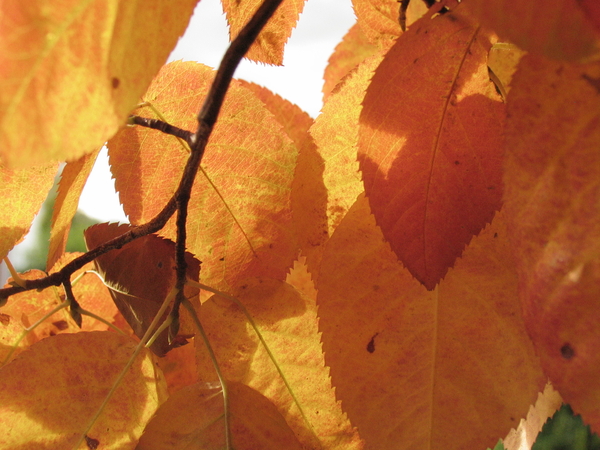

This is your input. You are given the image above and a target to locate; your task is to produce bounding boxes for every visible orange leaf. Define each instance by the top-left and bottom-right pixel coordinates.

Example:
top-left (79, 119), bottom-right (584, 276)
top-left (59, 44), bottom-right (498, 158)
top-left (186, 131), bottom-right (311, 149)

top-left (221, 0), bottom-right (306, 65)
top-left (47, 149), bottom-right (100, 270)
top-left (468, 0), bottom-right (600, 62)
top-left (84, 223), bottom-right (200, 357)
top-left (323, 23), bottom-right (378, 101)
top-left (0, 163), bottom-right (57, 260)
top-left (317, 194), bottom-right (544, 449)
top-left (0, 331), bottom-right (166, 449)
top-left (352, 0), bottom-right (402, 48)
top-left (0, 0), bottom-right (199, 167)
top-left (108, 61), bottom-right (298, 292)
top-left (358, 7), bottom-right (504, 289)
top-left (310, 53), bottom-right (383, 246)
top-left (240, 81), bottom-right (329, 275)
top-left (196, 277), bottom-right (363, 450)
top-left (503, 54), bottom-right (600, 430)
top-left (138, 381), bottom-right (304, 450)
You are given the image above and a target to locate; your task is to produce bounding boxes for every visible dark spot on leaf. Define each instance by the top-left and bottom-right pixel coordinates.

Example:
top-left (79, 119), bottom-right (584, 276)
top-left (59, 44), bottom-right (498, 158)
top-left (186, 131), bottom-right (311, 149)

top-left (0, 313), bottom-right (10, 326)
top-left (367, 333), bottom-right (379, 353)
top-left (219, 257), bottom-right (225, 261)
top-left (111, 77), bottom-right (120, 89)
top-left (157, 261), bottom-right (163, 269)
top-left (582, 74), bottom-right (600, 94)
top-left (454, 160), bottom-right (460, 165)
top-left (85, 435), bottom-right (100, 450)
top-left (52, 320), bottom-right (68, 331)
top-left (372, 285), bottom-right (380, 291)
top-left (493, 232), bottom-right (498, 238)
top-left (561, 343), bottom-right (575, 360)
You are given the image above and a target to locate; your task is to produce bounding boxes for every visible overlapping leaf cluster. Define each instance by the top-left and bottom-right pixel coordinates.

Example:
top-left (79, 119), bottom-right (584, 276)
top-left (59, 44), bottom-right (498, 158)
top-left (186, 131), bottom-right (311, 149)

top-left (0, 0), bottom-right (599, 449)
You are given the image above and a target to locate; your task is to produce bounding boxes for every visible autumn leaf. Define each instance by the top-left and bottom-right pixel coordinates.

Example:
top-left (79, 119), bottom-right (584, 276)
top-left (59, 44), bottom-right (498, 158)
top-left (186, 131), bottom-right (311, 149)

top-left (221, 0), bottom-right (306, 65)
top-left (0, 255), bottom-right (118, 364)
top-left (47, 148), bottom-right (100, 270)
top-left (238, 81), bottom-right (328, 275)
top-left (84, 223), bottom-right (200, 357)
top-left (196, 277), bottom-right (363, 450)
top-left (503, 54), bottom-right (600, 429)
top-left (468, 0), bottom-right (600, 62)
top-left (0, 163), bottom-right (57, 260)
top-left (317, 194), bottom-right (544, 450)
top-left (138, 381), bottom-right (304, 450)
top-left (322, 24), bottom-right (378, 101)
top-left (352, 0), bottom-right (402, 48)
top-left (358, 6), bottom-right (505, 289)
top-left (0, 0), bottom-right (199, 168)
top-left (0, 331), bottom-right (166, 450)
top-left (309, 53), bottom-right (383, 253)
top-left (109, 61), bottom-right (298, 292)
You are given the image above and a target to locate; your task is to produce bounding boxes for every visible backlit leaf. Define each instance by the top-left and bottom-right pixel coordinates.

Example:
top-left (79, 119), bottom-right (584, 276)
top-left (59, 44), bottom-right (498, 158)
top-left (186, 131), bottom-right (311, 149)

top-left (317, 194), bottom-right (544, 449)
top-left (196, 277), bottom-right (363, 450)
top-left (238, 81), bottom-right (328, 274)
top-left (47, 149), bottom-right (100, 270)
top-left (0, 0), bottom-right (199, 167)
top-left (468, 0), bottom-right (600, 62)
top-left (84, 223), bottom-right (200, 357)
top-left (0, 331), bottom-right (166, 449)
top-left (138, 381), bottom-right (304, 450)
top-left (503, 54), bottom-right (600, 430)
top-left (322, 24), bottom-right (378, 101)
top-left (109, 61), bottom-right (298, 292)
top-left (0, 163), bottom-right (57, 260)
top-left (352, 0), bottom-right (402, 48)
top-left (359, 7), bottom-right (504, 289)
top-left (221, 0), bottom-right (306, 65)
top-left (310, 53), bottom-right (383, 246)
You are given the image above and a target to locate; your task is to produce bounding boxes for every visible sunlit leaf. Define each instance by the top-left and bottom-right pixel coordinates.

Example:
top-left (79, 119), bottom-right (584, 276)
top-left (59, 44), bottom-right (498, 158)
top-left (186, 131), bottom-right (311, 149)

top-left (221, 0), bottom-right (306, 65)
top-left (352, 0), bottom-right (402, 48)
top-left (0, 0), bottom-right (199, 167)
top-left (322, 24), bottom-right (378, 101)
top-left (317, 194), bottom-right (544, 449)
top-left (238, 81), bottom-right (328, 275)
top-left (108, 61), bottom-right (298, 292)
top-left (47, 149), bottom-right (100, 270)
top-left (196, 277), bottom-right (363, 450)
top-left (503, 54), bottom-right (600, 430)
top-left (138, 381), bottom-right (304, 450)
top-left (309, 53), bottom-right (383, 253)
top-left (359, 6), bottom-right (504, 289)
top-left (84, 223), bottom-right (200, 357)
top-left (0, 331), bottom-right (166, 449)
top-left (469, 0), bottom-right (600, 62)
top-left (0, 163), bottom-right (57, 260)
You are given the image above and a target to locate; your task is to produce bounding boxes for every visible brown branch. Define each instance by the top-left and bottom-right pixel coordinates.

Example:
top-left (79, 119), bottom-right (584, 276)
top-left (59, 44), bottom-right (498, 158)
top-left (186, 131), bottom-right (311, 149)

top-left (0, 0), bottom-right (283, 306)
top-left (128, 116), bottom-right (194, 146)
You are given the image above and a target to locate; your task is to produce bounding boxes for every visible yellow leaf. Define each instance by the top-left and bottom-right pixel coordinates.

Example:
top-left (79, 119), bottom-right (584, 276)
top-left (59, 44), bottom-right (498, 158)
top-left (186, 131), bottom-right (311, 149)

top-left (0, 331), bottom-right (166, 449)
top-left (221, 0), bottom-right (306, 65)
top-left (0, 0), bottom-right (198, 167)
top-left (138, 381), bottom-right (304, 450)
top-left (196, 277), bottom-right (363, 450)
top-left (0, 163), bottom-right (57, 260)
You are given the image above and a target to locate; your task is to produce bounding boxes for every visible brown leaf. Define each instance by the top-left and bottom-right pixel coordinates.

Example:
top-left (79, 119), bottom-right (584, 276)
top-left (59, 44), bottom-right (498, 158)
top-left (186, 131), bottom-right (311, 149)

top-left (84, 223), bottom-right (200, 357)
top-left (317, 194), bottom-right (544, 449)
top-left (138, 381), bottom-right (304, 450)
top-left (359, 7), bottom-right (504, 289)
top-left (503, 54), bottom-right (600, 430)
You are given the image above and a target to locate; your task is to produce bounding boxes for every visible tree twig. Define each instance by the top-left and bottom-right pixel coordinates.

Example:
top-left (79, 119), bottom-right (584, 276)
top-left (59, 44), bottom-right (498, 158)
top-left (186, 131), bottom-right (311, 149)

top-left (0, 0), bottom-right (284, 305)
